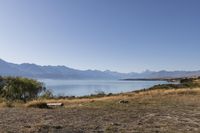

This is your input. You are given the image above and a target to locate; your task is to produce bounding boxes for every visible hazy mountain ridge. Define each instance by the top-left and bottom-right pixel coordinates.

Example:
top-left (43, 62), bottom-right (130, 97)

top-left (0, 59), bottom-right (200, 79)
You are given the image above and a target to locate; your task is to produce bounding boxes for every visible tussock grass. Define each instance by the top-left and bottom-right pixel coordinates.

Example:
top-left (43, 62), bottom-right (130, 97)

top-left (24, 88), bottom-right (200, 109)
top-left (1, 87), bottom-right (200, 108)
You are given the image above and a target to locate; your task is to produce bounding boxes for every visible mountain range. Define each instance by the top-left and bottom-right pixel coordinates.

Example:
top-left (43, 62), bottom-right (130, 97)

top-left (0, 58), bottom-right (200, 79)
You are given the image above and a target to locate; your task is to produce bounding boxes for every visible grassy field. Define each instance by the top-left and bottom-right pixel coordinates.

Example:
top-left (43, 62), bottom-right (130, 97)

top-left (1, 79), bottom-right (200, 132)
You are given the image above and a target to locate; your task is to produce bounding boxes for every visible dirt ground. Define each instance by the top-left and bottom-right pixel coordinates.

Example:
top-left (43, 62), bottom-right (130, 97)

top-left (1, 88), bottom-right (200, 133)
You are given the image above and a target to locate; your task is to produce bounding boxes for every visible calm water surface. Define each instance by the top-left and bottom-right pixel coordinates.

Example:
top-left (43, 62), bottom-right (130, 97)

top-left (39, 79), bottom-right (169, 97)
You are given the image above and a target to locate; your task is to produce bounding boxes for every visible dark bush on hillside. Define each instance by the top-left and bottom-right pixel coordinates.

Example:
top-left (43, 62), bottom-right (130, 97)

top-left (149, 78), bottom-right (200, 90)
top-left (149, 84), bottom-right (180, 90)
top-left (180, 78), bottom-right (193, 83)
top-left (0, 77), bottom-right (46, 102)
top-left (181, 82), bottom-right (200, 88)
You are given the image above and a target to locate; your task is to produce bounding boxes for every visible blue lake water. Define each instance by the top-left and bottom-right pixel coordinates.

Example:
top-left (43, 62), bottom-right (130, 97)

top-left (39, 79), bottom-right (169, 97)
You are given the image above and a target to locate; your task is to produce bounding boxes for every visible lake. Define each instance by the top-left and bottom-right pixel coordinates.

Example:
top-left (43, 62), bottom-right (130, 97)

top-left (39, 79), bottom-right (170, 97)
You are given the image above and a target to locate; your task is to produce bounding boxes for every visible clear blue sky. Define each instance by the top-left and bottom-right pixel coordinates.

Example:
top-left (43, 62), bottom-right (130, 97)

top-left (0, 0), bottom-right (200, 72)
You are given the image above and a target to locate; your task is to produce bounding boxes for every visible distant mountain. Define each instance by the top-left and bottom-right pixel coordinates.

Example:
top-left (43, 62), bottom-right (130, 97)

top-left (0, 59), bottom-right (122, 79)
top-left (0, 58), bottom-right (200, 79)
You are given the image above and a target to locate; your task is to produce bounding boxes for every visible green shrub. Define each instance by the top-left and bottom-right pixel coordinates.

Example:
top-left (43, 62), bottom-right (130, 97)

top-left (0, 77), bottom-right (46, 102)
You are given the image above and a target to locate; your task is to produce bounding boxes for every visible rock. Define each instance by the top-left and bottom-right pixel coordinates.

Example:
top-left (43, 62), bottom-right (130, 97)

top-left (111, 123), bottom-right (121, 126)
top-left (119, 100), bottom-right (129, 104)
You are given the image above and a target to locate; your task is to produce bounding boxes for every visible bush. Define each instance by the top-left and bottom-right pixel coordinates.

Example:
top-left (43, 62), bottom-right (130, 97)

top-left (26, 101), bottom-right (49, 109)
top-left (0, 77), bottom-right (46, 102)
top-left (149, 78), bottom-right (200, 90)
top-left (0, 76), bottom-right (4, 92)
top-left (149, 84), bottom-right (180, 90)
top-left (40, 90), bottom-right (54, 99)
top-left (180, 78), bottom-right (193, 83)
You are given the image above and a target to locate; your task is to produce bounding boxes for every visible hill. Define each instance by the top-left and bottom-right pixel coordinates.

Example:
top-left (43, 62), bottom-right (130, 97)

top-left (1, 59), bottom-right (200, 79)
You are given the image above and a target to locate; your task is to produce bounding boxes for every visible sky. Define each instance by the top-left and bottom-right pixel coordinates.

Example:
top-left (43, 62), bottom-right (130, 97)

top-left (0, 0), bottom-right (200, 73)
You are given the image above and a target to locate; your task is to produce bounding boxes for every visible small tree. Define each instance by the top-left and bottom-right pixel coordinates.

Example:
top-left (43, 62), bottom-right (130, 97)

top-left (1, 77), bottom-right (46, 102)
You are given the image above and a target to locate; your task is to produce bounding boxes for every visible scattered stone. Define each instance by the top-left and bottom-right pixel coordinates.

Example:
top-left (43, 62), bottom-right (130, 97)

top-left (53, 125), bottom-right (63, 129)
top-left (111, 123), bottom-right (121, 126)
top-left (24, 125), bottom-right (31, 128)
top-left (119, 100), bottom-right (129, 104)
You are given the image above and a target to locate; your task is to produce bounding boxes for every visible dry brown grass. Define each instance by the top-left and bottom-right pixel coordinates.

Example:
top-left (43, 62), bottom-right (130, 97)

top-left (0, 88), bottom-right (200, 108)
top-left (1, 87), bottom-right (200, 108)
top-left (1, 87), bottom-right (200, 132)
top-left (22, 87), bottom-right (200, 109)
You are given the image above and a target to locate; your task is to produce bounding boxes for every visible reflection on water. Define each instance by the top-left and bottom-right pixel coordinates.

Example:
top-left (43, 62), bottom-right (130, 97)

top-left (39, 79), bottom-right (169, 97)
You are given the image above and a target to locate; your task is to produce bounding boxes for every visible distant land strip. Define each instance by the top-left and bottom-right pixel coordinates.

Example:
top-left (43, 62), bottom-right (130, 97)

top-left (121, 78), bottom-right (184, 82)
